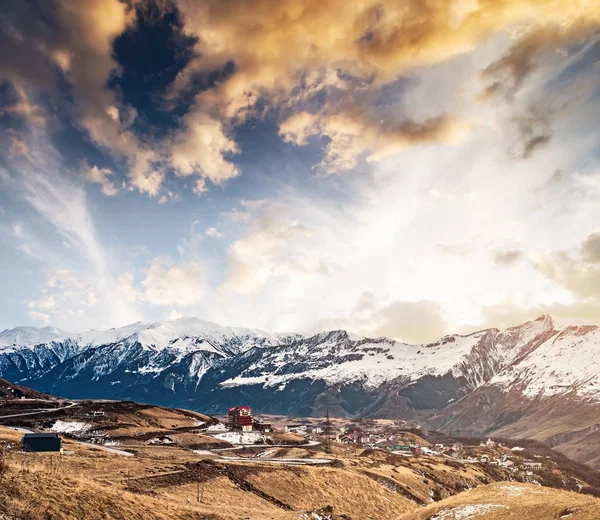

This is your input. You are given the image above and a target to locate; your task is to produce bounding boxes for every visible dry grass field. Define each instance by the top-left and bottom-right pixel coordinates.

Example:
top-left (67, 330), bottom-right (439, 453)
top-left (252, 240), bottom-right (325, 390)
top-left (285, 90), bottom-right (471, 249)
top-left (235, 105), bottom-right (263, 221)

top-left (399, 482), bottom-right (600, 520)
top-left (2, 402), bottom-right (600, 520)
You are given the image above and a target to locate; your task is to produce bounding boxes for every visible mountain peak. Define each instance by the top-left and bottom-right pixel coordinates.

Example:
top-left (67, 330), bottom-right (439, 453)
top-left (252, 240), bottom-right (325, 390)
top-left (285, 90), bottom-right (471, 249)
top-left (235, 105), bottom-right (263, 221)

top-left (534, 314), bottom-right (598, 330)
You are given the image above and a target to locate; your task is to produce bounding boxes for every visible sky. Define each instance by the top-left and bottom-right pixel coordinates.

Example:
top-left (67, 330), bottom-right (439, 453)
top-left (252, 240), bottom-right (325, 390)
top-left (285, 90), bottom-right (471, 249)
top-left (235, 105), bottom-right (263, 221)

top-left (1, 0), bottom-right (600, 343)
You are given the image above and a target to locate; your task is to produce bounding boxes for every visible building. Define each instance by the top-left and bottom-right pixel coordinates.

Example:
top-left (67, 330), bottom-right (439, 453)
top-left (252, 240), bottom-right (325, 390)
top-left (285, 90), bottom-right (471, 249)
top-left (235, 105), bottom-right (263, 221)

top-left (285, 424), bottom-right (307, 434)
top-left (22, 433), bottom-right (61, 452)
top-left (524, 461), bottom-right (543, 470)
top-left (228, 406), bottom-right (253, 431)
top-left (253, 420), bottom-right (272, 432)
top-left (388, 444), bottom-right (412, 453)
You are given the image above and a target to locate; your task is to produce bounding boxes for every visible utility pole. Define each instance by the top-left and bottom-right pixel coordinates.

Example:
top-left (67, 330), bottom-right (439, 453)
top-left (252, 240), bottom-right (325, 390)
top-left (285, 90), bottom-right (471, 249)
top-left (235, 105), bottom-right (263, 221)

top-left (324, 408), bottom-right (332, 453)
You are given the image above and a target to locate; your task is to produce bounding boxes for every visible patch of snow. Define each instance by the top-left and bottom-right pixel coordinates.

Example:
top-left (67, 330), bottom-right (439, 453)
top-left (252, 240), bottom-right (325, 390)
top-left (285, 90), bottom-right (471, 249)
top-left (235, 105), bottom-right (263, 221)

top-left (51, 420), bottom-right (91, 434)
top-left (213, 431), bottom-right (266, 445)
top-left (431, 504), bottom-right (507, 519)
top-left (206, 423), bottom-right (227, 432)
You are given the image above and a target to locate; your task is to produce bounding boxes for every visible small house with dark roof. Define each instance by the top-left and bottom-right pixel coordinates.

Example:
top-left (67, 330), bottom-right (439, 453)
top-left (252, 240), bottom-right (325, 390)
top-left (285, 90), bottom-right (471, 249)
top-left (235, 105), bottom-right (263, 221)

top-left (22, 433), bottom-right (61, 452)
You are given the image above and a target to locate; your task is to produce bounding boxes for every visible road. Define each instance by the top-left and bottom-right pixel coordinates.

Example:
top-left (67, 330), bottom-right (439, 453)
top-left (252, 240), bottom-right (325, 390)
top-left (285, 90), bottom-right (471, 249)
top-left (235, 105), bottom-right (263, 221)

top-left (71, 440), bottom-right (134, 457)
top-left (211, 439), bottom-right (321, 452)
top-left (0, 401), bottom-right (78, 419)
top-left (217, 456), bottom-right (333, 465)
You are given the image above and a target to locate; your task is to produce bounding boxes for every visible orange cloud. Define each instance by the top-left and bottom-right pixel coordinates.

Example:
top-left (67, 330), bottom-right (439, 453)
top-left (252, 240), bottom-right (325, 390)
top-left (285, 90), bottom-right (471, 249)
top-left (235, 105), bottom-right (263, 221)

top-left (173, 0), bottom-right (600, 172)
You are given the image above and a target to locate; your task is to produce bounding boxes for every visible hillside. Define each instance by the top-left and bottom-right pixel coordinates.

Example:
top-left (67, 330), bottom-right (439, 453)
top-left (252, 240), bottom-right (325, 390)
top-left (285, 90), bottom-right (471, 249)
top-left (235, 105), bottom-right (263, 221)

top-left (3, 315), bottom-right (600, 469)
top-left (398, 482), bottom-right (600, 520)
top-left (2, 407), bottom-right (600, 520)
top-left (0, 377), bottom-right (54, 400)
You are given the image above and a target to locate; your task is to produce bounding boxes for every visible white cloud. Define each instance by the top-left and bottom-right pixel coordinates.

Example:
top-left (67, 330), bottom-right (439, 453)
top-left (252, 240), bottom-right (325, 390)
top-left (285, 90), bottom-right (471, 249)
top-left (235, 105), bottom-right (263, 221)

top-left (168, 310), bottom-right (184, 320)
top-left (28, 311), bottom-right (50, 326)
top-left (171, 111), bottom-right (239, 185)
top-left (26, 294), bottom-right (56, 310)
top-left (205, 227), bottom-right (223, 238)
top-left (86, 165), bottom-right (118, 196)
top-left (141, 257), bottom-right (206, 306)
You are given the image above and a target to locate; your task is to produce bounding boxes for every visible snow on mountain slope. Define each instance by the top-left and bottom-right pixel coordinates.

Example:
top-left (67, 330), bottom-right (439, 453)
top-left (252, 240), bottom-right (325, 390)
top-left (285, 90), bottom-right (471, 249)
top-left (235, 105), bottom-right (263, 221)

top-left (219, 330), bottom-right (491, 389)
top-left (0, 317), bottom-right (300, 390)
top-left (0, 326), bottom-right (68, 349)
top-left (0, 317), bottom-right (296, 359)
top-left (2, 314), bottom-right (600, 419)
top-left (488, 318), bottom-right (600, 398)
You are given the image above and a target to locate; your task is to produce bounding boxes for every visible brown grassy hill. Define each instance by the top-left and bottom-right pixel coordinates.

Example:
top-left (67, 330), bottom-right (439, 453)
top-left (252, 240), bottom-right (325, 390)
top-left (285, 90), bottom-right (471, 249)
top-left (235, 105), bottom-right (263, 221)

top-left (3, 422), bottom-right (600, 520)
top-left (0, 377), bottom-right (54, 400)
top-left (399, 482), bottom-right (600, 520)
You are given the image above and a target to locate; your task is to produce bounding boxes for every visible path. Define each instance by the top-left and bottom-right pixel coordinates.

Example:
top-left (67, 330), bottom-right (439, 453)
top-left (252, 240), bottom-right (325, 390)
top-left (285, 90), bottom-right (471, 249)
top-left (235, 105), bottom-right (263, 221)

top-left (211, 439), bottom-right (321, 452)
top-left (0, 401), bottom-right (78, 419)
top-left (217, 456), bottom-right (333, 465)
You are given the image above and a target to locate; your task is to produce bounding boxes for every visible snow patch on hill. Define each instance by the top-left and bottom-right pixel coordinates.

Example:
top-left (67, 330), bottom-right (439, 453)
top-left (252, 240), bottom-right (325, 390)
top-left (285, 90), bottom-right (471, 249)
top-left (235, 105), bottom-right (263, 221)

top-left (51, 420), bottom-right (91, 433)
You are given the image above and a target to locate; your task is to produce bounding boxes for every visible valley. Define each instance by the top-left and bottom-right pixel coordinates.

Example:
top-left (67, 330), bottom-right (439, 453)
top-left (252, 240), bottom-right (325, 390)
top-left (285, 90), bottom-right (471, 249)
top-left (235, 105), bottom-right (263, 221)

top-left (3, 315), bottom-right (600, 470)
top-left (2, 392), bottom-right (600, 520)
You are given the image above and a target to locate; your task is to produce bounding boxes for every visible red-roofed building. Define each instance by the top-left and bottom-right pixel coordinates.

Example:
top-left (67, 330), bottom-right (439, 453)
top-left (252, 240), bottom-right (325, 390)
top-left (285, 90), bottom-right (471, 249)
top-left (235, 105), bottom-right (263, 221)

top-left (228, 406), bottom-right (253, 431)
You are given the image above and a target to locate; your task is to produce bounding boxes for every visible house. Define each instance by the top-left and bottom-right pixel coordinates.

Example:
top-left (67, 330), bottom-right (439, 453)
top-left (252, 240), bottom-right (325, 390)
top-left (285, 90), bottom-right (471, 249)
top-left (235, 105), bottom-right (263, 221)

top-left (485, 438), bottom-right (496, 448)
top-left (253, 420), bottom-right (272, 432)
top-left (524, 461), bottom-right (543, 470)
top-left (388, 444), bottom-right (412, 453)
top-left (22, 433), bottom-right (61, 452)
top-left (88, 411), bottom-right (105, 417)
top-left (285, 424), bottom-right (307, 434)
top-left (228, 406), bottom-right (253, 432)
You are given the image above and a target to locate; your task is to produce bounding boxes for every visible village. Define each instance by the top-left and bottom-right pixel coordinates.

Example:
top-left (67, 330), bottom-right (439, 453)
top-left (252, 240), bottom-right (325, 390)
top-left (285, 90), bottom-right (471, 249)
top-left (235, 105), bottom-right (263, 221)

top-left (12, 401), bottom-right (555, 483)
top-left (12, 405), bottom-right (561, 482)
top-left (2, 392), bottom-right (600, 519)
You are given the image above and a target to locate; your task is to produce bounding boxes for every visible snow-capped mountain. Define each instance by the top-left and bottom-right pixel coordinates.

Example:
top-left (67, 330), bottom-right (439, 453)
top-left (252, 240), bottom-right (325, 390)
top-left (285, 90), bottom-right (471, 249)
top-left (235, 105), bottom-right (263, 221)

top-left (2, 314), bottom-right (600, 466)
top-left (1, 315), bottom-right (599, 408)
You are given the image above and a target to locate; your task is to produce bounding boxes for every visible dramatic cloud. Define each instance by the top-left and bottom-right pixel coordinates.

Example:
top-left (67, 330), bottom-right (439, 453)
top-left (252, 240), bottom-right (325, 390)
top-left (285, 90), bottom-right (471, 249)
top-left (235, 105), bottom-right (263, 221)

top-left (86, 166), bottom-right (119, 196)
top-left (221, 201), bottom-right (320, 293)
top-left (581, 233), bottom-right (600, 263)
top-left (2, 0), bottom-right (600, 336)
top-left (479, 232), bottom-right (600, 330)
top-left (280, 110), bottom-right (468, 174)
top-left (482, 23), bottom-right (598, 101)
top-left (117, 258), bottom-right (206, 307)
top-left (310, 293), bottom-right (449, 343)
top-left (170, 111), bottom-right (239, 184)
top-left (511, 106), bottom-right (553, 159)
top-left (141, 257), bottom-right (206, 306)
top-left (172, 0), bottom-right (600, 173)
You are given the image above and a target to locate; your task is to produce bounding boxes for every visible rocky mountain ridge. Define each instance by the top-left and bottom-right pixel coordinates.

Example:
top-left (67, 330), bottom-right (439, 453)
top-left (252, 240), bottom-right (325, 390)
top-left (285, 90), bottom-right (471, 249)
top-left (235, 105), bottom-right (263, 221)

top-left (2, 314), bottom-right (600, 466)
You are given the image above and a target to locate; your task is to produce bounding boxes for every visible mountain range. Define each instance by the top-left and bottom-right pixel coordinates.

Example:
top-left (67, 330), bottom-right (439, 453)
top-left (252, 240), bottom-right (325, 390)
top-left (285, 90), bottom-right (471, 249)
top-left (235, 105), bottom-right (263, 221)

top-left (2, 314), bottom-right (600, 467)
